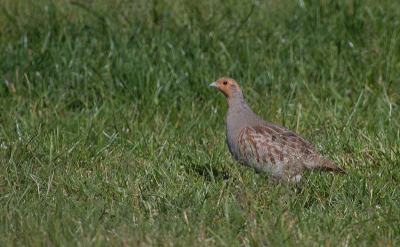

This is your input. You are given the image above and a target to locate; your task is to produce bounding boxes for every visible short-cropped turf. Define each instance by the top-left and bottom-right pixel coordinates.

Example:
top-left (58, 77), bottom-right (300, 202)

top-left (0, 0), bottom-right (399, 246)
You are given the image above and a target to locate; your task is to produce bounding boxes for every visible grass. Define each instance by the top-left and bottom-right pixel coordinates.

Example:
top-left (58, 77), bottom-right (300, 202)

top-left (0, 0), bottom-right (399, 245)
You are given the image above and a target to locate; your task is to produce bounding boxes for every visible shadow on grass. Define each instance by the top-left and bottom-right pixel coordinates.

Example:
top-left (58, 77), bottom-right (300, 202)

top-left (185, 163), bottom-right (231, 181)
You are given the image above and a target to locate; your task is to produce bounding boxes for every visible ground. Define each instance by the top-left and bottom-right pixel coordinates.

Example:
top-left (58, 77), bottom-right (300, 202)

top-left (0, 0), bottom-right (399, 246)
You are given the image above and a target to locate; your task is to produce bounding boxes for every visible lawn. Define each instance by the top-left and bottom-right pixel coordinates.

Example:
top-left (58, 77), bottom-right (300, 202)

top-left (1, 0), bottom-right (399, 246)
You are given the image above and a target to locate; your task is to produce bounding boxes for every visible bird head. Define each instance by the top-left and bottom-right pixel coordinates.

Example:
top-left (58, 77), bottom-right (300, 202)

top-left (209, 77), bottom-right (242, 102)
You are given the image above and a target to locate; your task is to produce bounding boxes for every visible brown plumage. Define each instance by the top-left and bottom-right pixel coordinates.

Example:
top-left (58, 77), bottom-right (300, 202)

top-left (209, 77), bottom-right (347, 183)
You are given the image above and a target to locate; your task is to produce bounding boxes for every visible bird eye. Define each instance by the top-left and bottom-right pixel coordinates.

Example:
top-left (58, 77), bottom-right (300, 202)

top-left (223, 81), bottom-right (228, 85)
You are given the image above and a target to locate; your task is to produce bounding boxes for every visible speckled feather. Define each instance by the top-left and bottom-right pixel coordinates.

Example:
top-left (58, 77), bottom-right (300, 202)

top-left (210, 77), bottom-right (347, 183)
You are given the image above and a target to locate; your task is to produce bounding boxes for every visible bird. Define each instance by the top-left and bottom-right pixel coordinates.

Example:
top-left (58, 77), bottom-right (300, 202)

top-left (209, 77), bottom-right (347, 183)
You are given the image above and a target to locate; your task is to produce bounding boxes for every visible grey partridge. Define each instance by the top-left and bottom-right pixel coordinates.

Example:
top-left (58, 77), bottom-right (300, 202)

top-left (209, 77), bottom-right (347, 183)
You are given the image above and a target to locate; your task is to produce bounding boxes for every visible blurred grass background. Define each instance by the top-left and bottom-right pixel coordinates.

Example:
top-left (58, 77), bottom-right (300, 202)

top-left (0, 0), bottom-right (399, 246)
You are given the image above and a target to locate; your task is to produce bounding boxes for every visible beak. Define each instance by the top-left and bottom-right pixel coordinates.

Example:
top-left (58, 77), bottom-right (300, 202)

top-left (209, 82), bottom-right (218, 88)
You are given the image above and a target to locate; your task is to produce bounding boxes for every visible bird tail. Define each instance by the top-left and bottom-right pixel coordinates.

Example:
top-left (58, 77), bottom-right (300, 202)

top-left (321, 159), bottom-right (347, 174)
top-left (304, 155), bottom-right (348, 174)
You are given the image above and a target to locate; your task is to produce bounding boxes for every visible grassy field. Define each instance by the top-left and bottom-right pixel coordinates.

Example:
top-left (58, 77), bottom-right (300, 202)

top-left (1, 0), bottom-right (400, 246)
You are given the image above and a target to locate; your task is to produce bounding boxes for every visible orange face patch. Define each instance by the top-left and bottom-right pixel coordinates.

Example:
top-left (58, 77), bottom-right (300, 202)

top-left (210, 77), bottom-right (241, 101)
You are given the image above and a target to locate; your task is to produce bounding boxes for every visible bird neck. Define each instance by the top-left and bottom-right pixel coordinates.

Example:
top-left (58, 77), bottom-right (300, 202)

top-left (227, 92), bottom-right (256, 128)
top-left (227, 90), bottom-right (245, 105)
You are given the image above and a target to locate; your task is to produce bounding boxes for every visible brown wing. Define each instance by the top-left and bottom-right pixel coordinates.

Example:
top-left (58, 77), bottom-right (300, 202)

top-left (237, 123), bottom-right (347, 173)
top-left (248, 123), bottom-right (318, 155)
top-left (237, 125), bottom-right (285, 166)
